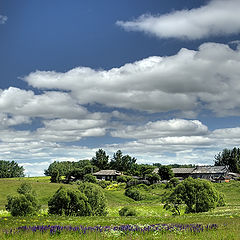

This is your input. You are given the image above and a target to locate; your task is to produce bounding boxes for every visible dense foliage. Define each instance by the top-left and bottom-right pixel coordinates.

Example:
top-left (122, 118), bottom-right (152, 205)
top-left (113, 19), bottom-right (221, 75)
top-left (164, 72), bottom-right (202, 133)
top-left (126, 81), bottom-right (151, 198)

top-left (158, 166), bottom-right (174, 180)
top-left (48, 187), bottom-right (92, 216)
top-left (163, 177), bottom-right (225, 215)
top-left (91, 149), bottom-right (109, 170)
top-left (0, 160), bottom-right (24, 178)
top-left (119, 206), bottom-right (137, 216)
top-left (5, 183), bottom-right (40, 216)
top-left (45, 160), bottom-right (96, 183)
top-left (48, 182), bottom-right (107, 216)
top-left (78, 182), bottom-right (108, 216)
top-left (214, 147), bottom-right (240, 173)
top-left (110, 150), bottom-right (137, 173)
top-left (125, 187), bottom-right (144, 201)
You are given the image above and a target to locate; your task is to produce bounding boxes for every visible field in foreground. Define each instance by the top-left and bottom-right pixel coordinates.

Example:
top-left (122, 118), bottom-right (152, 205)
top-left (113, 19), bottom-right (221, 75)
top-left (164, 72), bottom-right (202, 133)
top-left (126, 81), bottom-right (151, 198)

top-left (0, 177), bottom-right (239, 239)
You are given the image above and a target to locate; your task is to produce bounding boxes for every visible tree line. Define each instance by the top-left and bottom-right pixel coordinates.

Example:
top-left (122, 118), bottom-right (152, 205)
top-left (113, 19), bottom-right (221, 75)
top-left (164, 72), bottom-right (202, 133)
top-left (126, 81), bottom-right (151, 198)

top-left (0, 146), bottom-right (239, 180)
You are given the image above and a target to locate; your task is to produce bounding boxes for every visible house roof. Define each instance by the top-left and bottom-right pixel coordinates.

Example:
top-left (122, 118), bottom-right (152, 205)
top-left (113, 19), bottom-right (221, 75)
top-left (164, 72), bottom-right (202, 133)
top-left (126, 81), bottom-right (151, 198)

top-left (93, 170), bottom-right (122, 176)
top-left (192, 166), bottom-right (228, 174)
top-left (172, 168), bottom-right (195, 174)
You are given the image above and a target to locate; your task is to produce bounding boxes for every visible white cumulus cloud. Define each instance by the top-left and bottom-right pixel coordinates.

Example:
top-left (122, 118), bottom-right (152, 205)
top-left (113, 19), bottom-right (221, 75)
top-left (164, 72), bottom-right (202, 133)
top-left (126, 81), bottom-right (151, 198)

top-left (116, 0), bottom-right (240, 40)
top-left (24, 42), bottom-right (240, 117)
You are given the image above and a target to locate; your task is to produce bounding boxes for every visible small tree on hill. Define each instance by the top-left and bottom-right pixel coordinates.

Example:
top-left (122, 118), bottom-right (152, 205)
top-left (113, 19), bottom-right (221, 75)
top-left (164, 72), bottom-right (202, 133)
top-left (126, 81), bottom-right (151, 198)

top-left (5, 183), bottom-right (40, 216)
top-left (78, 182), bottom-right (108, 216)
top-left (48, 187), bottom-right (92, 216)
top-left (163, 177), bottom-right (224, 215)
top-left (48, 183), bottom-right (107, 216)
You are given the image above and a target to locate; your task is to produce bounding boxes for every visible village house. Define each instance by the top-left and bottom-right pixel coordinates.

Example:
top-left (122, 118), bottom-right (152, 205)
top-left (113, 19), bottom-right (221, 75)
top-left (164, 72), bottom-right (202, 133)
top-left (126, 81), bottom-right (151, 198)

top-left (93, 170), bottom-right (122, 181)
top-left (172, 165), bottom-right (230, 181)
top-left (154, 165), bottom-right (234, 182)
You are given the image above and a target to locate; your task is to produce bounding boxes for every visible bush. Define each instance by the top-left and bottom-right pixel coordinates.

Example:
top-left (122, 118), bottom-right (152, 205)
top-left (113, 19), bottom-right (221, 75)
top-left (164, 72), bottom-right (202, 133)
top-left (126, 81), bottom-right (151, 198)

top-left (97, 180), bottom-right (111, 188)
top-left (48, 187), bottom-right (92, 216)
top-left (119, 206), bottom-right (137, 216)
top-left (165, 177), bottom-right (180, 189)
top-left (83, 174), bottom-right (97, 183)
top-left (125, 187), bottom-right (144, 201)
top-left (117, 175), bottom-right (133, 183)
top-left (163, 177), bottom-right (224, 215)
top-left (5, 183), bottom-right (40, 216)
top-left (145, 173), bottom-right (161, 184)
top-left (105, 182), bottom-right (126, 191)
top-left (217, 192), bottom-right (226, 207)
top-left (78, 182), bottom-right (108, 216)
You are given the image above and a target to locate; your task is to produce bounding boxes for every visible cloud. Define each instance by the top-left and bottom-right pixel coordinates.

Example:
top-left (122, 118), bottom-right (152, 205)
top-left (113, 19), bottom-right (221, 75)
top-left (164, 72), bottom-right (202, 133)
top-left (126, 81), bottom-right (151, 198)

top-left (0, 15), bottom-right (7, 24)
top-left (0, 87), bottom-right (104, 119)
top-left (111, 119), bottom-right (208, 139)
top-left (0, 113), bottom-right (31, 129)
top-left (25, 42), bottom-right (240, 117)
top-left (116, 0), bottom-right (240, 40)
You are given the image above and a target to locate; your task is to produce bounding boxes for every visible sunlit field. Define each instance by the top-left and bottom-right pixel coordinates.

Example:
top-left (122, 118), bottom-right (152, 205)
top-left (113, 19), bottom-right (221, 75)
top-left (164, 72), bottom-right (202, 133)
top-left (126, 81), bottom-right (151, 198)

top-left (0, 177), bottom-right (239, 239)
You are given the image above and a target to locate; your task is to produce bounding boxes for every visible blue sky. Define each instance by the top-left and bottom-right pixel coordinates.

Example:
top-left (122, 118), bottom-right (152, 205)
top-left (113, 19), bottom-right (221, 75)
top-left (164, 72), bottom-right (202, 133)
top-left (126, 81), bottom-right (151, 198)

top-left (1, 0), bottom-right (240, 176)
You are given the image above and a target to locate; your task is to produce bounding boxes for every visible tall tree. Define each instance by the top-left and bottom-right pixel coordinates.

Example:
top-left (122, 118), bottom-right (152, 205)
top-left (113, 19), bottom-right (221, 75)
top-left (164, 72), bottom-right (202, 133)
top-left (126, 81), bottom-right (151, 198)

top-left (0, 160), bottom-right (24, 178)
top-left (158, 165), bottom-right (174, 180)
top-left (110, 150), bottom-right (136, 172)
top-left (214, 147), bottom-right (240, 173)
top-left (91, 149), bottom-right (109, 170)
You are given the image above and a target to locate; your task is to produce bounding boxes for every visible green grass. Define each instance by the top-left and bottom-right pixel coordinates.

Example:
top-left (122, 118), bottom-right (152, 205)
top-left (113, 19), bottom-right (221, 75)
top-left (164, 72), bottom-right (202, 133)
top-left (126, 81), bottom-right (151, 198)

top-left (0, 177), bottom-right (77, 209)
top-left (0, 178), bottom-right (239, 239)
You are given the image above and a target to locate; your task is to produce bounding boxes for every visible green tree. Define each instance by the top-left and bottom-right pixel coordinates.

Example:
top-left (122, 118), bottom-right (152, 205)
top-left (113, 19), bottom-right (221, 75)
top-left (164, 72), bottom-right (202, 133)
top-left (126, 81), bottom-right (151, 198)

top-left (158, 166), bottom-right (174, 180)
top-left (83, 174), bottom-right (97, 183)
top-left (163, 177), bottom-right (224, 215)
top-left (214, 147), bottom-right (240, 173)
top-left (45, 161), bottom-right (73, 182)
top-left (91, 149), bottom-right (109, 170)
top-left (5, 183), bottom-right (40, 216)
top-left (78, 182), bottom-right (107, 216)
top-left (0, 160), bottom-right (24, 178)
top-left (48, 187), bottom-right (92, 216)
top-left (110, 150), bottom-right (137, 172)
top-left (145, 173), bottom-right (161, 184)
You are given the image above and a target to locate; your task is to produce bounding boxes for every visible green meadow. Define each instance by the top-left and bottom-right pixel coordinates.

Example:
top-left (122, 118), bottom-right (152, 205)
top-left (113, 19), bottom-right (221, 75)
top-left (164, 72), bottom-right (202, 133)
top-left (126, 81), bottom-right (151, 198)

top-left (0, 177), bottom-right (240, 239)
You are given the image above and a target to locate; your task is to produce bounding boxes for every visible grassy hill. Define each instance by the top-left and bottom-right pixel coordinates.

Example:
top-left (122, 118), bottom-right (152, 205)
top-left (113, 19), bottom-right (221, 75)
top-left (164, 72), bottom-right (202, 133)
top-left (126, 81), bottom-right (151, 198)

top-left (0, 177), bottom-right (239, 239)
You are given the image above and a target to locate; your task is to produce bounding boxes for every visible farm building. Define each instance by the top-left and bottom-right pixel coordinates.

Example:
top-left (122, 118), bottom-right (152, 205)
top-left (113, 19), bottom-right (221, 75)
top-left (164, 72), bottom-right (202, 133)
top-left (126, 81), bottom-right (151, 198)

top-left (154, 165), bottom-right (231, 181)
top-left (93, 170), bottom-right (122, 181)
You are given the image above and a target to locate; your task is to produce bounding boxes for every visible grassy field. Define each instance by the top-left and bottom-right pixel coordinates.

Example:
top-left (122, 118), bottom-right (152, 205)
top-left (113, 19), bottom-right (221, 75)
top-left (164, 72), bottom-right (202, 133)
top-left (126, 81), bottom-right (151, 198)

top-left (0, 177), bottom-right (239, 239)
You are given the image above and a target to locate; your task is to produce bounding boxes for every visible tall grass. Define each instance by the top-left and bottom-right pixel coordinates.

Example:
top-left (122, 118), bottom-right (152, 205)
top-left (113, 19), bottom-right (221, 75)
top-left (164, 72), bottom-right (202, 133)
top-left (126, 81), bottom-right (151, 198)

top-left (0, 178), bottom-right (239, 239)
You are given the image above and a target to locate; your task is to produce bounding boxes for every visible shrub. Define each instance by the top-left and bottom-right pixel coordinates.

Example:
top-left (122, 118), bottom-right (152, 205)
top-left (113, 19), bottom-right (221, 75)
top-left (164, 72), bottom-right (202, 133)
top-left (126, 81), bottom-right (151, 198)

top-left (97, 180), bottom-right (111, 188)
top-left (78, 182), bottom-right (108, 216)
top-left (165, 177), bottom-right (180, 189)
top-left (117, 175), bottom-right (133, 183)
top-left (5, 183), bottom-right (40, 216)
top-left (217, 192), bottom-right (226, 207)
top-left (106, 182), bottom-right (126, 191)
top-left (163, 177), bottom-right (224, 215)
top-left (145, 173), bottom-right (161, 184)
top-left (119, 206), bottom-right (137, 216)
top-left (83, 174), bottom-right (97, 183)
top-left (126, 179), bottom-right (139, 188)
top-left (125, 187), bottom-right (144, 201)
top-left (48, 187), bottom-right (92, 216)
